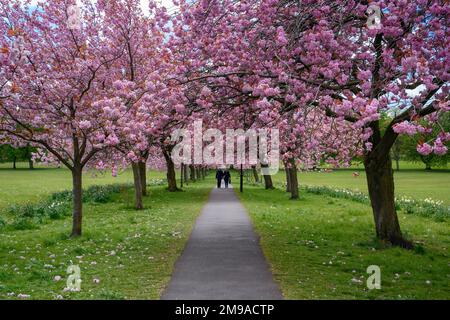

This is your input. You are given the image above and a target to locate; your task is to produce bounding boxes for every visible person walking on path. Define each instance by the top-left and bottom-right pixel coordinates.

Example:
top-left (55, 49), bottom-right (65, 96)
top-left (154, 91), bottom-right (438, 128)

top-left (216, 169), bottom-right (224, 188)
top-left (223, 170), bottom-right (231, 188)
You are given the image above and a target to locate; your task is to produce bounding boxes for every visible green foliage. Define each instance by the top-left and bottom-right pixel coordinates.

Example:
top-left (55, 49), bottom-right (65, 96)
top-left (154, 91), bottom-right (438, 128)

top-left (399, 113), bottom-right (450, 170)
top-left (0, 144), bottom-right (36, 166)
top-left (0, 216), bottom-right (5, 229)
top-left (304, 185), bottom-right (449, 221)
top-left (2, 184), bottom-right (134, 230)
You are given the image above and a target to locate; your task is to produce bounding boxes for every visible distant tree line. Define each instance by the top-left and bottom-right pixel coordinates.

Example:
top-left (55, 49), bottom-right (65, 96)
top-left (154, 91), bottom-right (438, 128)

top-left (0, 144), bottom-right (35, 169)
top-left (390, 113), bottom-right (449, 171)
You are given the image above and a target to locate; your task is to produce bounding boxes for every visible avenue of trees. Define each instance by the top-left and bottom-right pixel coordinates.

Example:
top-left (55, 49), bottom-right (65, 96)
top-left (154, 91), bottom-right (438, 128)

top-left (0, 0), bottom-right (448, 248)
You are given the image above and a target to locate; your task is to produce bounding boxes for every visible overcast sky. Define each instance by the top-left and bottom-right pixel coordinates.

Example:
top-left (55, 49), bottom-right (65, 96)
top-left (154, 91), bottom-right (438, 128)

top-left (28, 0), bottom-right (177, 15)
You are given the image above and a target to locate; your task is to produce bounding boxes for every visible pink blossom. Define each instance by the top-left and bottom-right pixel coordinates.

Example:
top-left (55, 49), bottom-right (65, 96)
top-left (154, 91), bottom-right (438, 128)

top-left (79, 120), bottom-right (92, 130)
top-left (393, 122), bottom-right (418, 136)
top-left (433, 138), bottom-right (448, 155)
top-left (417, 143), bottom-right (433, 155)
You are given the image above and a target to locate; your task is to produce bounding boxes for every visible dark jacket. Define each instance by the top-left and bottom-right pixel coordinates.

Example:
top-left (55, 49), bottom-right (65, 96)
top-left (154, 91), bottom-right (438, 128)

top-left (223, 171), bottom-right (231, 182)
top-left (216, 170), bottom-right (224, 180)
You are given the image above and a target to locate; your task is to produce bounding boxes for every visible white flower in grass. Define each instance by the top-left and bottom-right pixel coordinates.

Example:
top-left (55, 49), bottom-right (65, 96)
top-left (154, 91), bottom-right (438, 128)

top-left (351, 278), bottom-right (363, 284)
top-left (109, 250), bottom-right (116, 256)
top-left (55, 295), bottom-right (64, 300)
top-left (17, 293), bottom-right (31, 299)
top-left (54, 275), bottom-right (62, 282)
top-left (93, 278), bottom-right (100, 284)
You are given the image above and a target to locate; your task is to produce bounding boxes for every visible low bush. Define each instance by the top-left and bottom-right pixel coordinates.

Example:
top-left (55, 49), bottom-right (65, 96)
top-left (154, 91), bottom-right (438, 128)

top-left (304, 185), bottom-right (449, 221)
top-left (1, 183), bottom-right (135, 230)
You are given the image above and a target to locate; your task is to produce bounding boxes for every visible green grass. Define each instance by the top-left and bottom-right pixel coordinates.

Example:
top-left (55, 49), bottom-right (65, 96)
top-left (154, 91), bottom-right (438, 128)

top-left (0, 178), bottom-right (213, 300)
top-left (269, 164), bottom-right (450, 204)
top-left (0, 163), bottom-right (166, 208)
top-left (236, 185), bottom-right (450, 300)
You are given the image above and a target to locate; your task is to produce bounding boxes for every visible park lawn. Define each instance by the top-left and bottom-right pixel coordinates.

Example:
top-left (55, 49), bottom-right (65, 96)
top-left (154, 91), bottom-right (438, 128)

top-left (0, 163), bottom-right (166, 208)
top-left (237, 185), bottom-right (450, 300)
top-left (0, 179), bottom-right (213, 300)
top-left (270, 166), bottom-right (450, 204)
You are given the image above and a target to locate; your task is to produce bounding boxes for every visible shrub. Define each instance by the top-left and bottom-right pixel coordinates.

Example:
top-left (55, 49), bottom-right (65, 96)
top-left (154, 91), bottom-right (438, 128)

top-left (303, 185), bottom-right (449, 221)
top-left (10, 217), bottom-right (38, 230)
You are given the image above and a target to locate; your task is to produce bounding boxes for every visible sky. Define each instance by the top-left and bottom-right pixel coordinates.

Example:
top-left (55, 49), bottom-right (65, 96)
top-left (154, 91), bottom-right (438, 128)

top-left (28, 0), bottom-right (178, 15)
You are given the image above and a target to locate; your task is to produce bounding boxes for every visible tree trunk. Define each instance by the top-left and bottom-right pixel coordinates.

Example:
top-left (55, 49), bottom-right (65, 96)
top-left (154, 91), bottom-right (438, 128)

top-left (13, 156), bottom-right (16, 169)
top-left (364, 153), bottom-right (412, 249)
top-left (132, 163), bottom-right (144, 210)
top-left (284, 164), bottom-right (291, 193)
top-left (164, 150), bottom-right (179, 192)
top-left (138, 161), bottom-right (147, 196)
top-left (71, 167), bottom-right (83, 237)
top-left (395, 158), bottom-right (400, 172)
top-left (288, 160), bottom-right (299, 200)
top-left (189, 165), bottom-right (196, 182)
top-left (183, 164), bottom-right (189, 185)
top-left (180, 164), bottom-right (184, 188)
top-left (261, 164), bottom-right (274, 189)
top-left (263, 174), bottom-right (274, 189)
top-left (29, 158), bottom-right (34, 170)
top-left (252, 165), bottom-right (260, 183)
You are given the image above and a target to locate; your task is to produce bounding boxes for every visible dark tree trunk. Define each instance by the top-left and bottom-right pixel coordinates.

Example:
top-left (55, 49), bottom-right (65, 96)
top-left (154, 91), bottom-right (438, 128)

top-left (364, 153), bottom-right (412, 249)
top-left (288, 159), bottom-right (299, 200)
top-left (132, 163), bottom-right (144, 210)
top-left (138, 161), bottom-right (147, 196)
top-left (71, 167), bottom-right (83, 237)
top-left (180, 164), bottom-right (184, 188)
top-left (395, 158), bottom-right (400, 172)
top-left (261, 164), bottom-right (274, 189)
top-left (189, 165), bottom-right (196, 182)
top-left (13, 156), bottom-right (16, 169)
top-left (164, 150), bottom-right (179, 192)
top-left (183, 164), bottom-right (189, 185)
top-left (284, 164), bottom-right (291, 193)
top-left (29, 158), bottom-right (34, 170)
top-left (263, 174), bottom-right (274, 189)
top-left (252, 165), bottom-right (260, 183)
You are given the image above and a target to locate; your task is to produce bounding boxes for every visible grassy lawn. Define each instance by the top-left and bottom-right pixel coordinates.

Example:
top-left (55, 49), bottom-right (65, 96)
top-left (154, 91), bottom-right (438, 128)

top-left (0, 163), bottom-right (165, 208)
top-left (236, 185), bottom-right (449, 299)
top-left (269, 164), bottom-right (450, 204)
top-left (0, 177), bottom-right (213, 300)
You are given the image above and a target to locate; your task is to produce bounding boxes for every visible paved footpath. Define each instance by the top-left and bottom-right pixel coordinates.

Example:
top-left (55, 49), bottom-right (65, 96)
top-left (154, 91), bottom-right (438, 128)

top-left (162, 185), bottom-right (283, 300)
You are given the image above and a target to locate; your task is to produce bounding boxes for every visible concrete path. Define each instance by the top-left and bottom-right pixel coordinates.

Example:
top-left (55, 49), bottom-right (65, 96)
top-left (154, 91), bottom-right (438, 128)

top-left (162, 184), bottom-right (283, 300)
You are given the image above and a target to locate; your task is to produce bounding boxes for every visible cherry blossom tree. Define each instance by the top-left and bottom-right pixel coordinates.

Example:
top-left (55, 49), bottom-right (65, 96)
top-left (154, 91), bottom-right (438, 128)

top-left (0, 0), bottom-right (126, 236)
top-left (172, 0), bottom-right (449, 247)
top-left (89, 0), bottom-right (171, 209)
